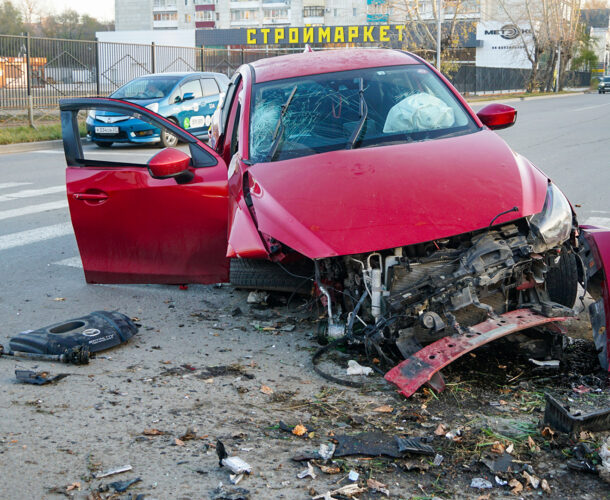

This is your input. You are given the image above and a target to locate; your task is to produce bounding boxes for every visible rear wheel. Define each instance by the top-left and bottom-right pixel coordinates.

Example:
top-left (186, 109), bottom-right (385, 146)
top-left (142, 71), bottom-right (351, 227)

top-left (546, 248), bottom-right (578, 308)
top-left (160, 119), bottom-right (179, 148)
top-left (94, 141), bottom-right (113, 148)
top-left (230, 258), bottom-right (314, 294)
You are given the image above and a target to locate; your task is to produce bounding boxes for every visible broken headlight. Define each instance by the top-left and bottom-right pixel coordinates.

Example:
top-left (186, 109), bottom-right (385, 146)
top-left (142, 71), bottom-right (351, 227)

top-left (529, 183), bottom-right (572, 253)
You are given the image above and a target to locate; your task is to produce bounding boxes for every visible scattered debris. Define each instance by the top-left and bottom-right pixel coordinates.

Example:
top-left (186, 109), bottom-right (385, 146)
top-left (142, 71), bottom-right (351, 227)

top-left (292, 424), bottom-right (307, 437)
top-left (346, 360), bottom-right (373, 376)
top-left (522, 470), bottom-right (540, 489)
top-left (93, 464), bottom-right (133, 479)
top-left (2, 345), bottom-right (89, 365)
top-left (509, 478), bottom-right (523, 495)
top-left (142, 428), bottom-right (165, 436)
top-left (470, 478), bottom-right (493, 489)
top-left (394, 436), bottom-right (435, 456)
top-left (297, 462), bottom-right (316, 480)
top-left (108, 477), bottom-right (141, 493)
top-left (599, 437), bottom-right (610, 484)
top-left (210, 485), bottom-right (250, 500)
top-left (318, 443), bottom-right (335, 461)
top-left (221, 457), bottom-right (252, 475)
top-left (260, 385), bottom-right (274, 395)
top-left (373, 405), bottom-right (393, 413)
top-left (333, 432), bottom-right (401, 458)
top-left (279, 421), bottom-right (313, 437)
top-left (348, 470), bottom-right (359, 482)
top-left (15, 370), bottom-right (69, 385)
top-left (247, 291), bottom-right (268, 304)
top-left (529, 358), bottom-right (560, 368)
top-left (311, 484), bottom-right (366, 499)
top-left (482, 453), bottom-right (520, 474)
top-left (541, 479), bottom-right (552, 494)
top-left (544, 392), bottom-right (610, 433)
top-left (367, 478), bottom-right (390, 496)
top-left (433, 454), bottom-right (444, 466)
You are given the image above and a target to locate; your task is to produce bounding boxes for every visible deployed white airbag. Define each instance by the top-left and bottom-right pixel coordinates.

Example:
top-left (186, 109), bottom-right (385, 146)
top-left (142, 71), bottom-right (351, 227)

top-left (383, 92), bottom-right (455, 133)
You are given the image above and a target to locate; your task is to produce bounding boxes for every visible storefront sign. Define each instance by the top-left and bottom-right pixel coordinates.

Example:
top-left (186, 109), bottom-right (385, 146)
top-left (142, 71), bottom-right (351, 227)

top-left (476, 22), bottom-right (534, 69)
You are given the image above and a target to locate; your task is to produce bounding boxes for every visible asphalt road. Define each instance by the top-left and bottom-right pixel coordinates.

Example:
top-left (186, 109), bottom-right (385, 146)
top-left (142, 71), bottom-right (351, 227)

top-left (0, 92), bottom-right (608, 498)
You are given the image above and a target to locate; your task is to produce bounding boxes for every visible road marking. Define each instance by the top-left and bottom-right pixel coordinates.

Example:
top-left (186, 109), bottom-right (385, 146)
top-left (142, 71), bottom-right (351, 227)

top-left (0, 182), bottom-right (31, 190)
top-left (0, 185), bottom-right (65, 203)
top-left (584, 217), bottom-right (610, 227)
top-left (0, 222), bottom-right (73, 251)
top-left (54, 256), bottom-right (83, 268)
top-left (0, 200), bottom-right (69, 221)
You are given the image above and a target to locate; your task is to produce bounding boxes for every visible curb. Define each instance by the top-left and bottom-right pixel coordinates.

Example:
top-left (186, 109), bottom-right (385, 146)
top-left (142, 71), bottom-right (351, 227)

top-left (467, 90), bottom-right (588, 106)
top-left (0, 139), bottom-right (63, 155)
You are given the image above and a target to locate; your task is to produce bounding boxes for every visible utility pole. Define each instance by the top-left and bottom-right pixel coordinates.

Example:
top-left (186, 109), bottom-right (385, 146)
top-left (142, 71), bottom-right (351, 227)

top-left (436, 0), bottom-right (442, 69)
top-left (555, 44), bottom-right (561, 92)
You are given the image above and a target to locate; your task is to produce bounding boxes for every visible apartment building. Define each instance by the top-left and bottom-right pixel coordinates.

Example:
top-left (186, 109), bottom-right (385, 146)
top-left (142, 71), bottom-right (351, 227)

top-left (115, 0), bottom-right (391, 31)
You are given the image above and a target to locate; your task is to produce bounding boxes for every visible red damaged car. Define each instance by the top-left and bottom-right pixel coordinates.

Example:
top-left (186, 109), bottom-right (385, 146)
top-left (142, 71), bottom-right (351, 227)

top-left (60, 49), bottom-right (609, 396)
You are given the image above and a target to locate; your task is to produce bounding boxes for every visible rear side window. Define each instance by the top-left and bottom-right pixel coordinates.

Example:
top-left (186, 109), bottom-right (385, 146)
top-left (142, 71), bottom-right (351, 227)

top-left (201, 78), bottom-right (220, 97)
top-left (181, 80), bottom-right (203, 99)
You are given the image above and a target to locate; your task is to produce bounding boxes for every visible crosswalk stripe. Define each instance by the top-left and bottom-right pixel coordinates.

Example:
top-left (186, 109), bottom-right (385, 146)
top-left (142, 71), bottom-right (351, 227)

top-left (0, 182), bottom-right (31, 190)
top-left (0, 222), bottom-right (73, 251)
top-left (0, 200), bottom-right (68, 221)
top-left (0, 185), bottom-right (65, 203)
top-left (54, 256), bottom-right (83, 268)
top-left (584, 217), bottom-right (610, 228)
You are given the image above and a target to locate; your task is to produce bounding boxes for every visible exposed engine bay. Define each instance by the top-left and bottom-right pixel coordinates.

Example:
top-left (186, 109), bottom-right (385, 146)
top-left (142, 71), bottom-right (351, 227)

top-left (312, 216), bottom-right (580, 394)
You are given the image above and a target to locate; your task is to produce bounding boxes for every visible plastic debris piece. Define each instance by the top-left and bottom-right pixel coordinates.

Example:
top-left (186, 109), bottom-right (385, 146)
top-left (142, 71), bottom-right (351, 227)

top-left (529, 358), bottom-right (559, 368)
top-left (210, 485), bottom-right (250, 500)
top-left (312, 484), bottom-right (366, 500)
top-left (348, 470), bottom-right (359, 482)
top-left (543, 392), bottom-right (610, 433)
top-left (108, 477), bottom-right (141, 493)
top-left (297, 462), bottom-right (316, 480)
top-left (318, 443), bottom-right (335, 461)
top-left (482, 452), bottom-right (519, 473)
top-left (495, 476), bottom-right (507, 486)
top-left (319, 464), bottom-right (341, 474)
top-left (367, 478), bottom-right (389, 496)
top-left (93, 464), bottom-right (132, 479)
top-left (335, 432), bottom-right (402, 458)
top-left (221, 457), bottom-right (252, 475)
top-left (433, 454), bottom-right (444, 466)
top-left (346, 360), bottom-right (373, 376)
top-left (230, 474), bottom-right (243, 485)
top-left (15, 370), bottom-right (69, 385)
top-left (394, 436), bottom-right (436, 456)
top-left (247, 291), bottom-right (268, 304)
top-left (470, 478), bottom-right (493, 489)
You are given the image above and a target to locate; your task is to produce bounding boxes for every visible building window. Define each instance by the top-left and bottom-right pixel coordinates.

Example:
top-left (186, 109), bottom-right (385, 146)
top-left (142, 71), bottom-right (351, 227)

top-left (154, 11), bottom-right (178, 21)
top-left (334, 8), bottom-right (337, 16)
top-left (353, 8), bottom-right (357, 16)
top-left (303, 6), bottom-right (324, 17)
top-left (231, 9), bottom-right (258, 21)
top-left (264, 8), bottom-right (288, 19)
top-left (153, 0), bottom-right (177, 8)
top-left (193, 0), bottom-right (214, 4)
top-left (196, 10), bottom-right (214, 21)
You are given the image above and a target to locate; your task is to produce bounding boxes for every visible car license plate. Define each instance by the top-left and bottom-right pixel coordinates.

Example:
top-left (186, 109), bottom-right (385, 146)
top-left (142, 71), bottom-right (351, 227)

top-left (95, 126), bottom-right (119, 134)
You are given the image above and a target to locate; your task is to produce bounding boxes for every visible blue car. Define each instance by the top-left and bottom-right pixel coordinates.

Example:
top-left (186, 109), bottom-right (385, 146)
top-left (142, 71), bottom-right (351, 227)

top-left (86, 72), bottom-right (229, 148)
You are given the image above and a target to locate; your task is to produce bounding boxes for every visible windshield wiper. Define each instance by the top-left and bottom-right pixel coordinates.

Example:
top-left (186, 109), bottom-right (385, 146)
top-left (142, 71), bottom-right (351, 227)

top-left (347, 77), bottom-right (368, 150)
top-left (267, 85), bottom-right (298, 162)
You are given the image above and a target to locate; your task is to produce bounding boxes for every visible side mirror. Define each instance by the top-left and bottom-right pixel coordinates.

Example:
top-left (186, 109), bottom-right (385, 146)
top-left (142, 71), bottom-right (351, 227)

top-left (174, 95), bottom-right (181, 104)
top-left (182, 92), bottom-right (195, 101)
top-left (147, 147), bottom-right (191, 180)
top-left (476, 103), bottom-right (517, 130)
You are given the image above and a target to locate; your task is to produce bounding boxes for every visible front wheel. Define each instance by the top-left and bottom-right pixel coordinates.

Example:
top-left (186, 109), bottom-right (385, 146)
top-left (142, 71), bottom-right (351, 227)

top-left (546, 248), bottom-right (578, 308)
top-left (160, 119), bottom-right (179, 148)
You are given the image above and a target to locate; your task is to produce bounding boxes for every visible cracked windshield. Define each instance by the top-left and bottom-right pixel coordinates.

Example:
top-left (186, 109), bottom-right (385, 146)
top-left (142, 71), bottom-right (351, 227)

top-left (250, 64), bottom-right (478, 163)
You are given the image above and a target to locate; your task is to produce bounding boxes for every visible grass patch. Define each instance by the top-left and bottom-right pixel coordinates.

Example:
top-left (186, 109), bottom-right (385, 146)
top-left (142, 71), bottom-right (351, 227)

top-left (0, 122), bottom-right (86, 145)
top-left (466, 90), bottom-right (583, 103)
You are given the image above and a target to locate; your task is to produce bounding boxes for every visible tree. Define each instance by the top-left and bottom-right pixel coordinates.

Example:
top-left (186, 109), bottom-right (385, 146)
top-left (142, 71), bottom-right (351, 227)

top-left (389, 0), bottom-right (477, 76)
top-left (40, 9), bottom-right (114, 40)
top-left (583, 0), bottom-right (609, 9)
top-left (571, 28), bottom-right (599, 71)
top-left (0, 0), bottom-right (24, 35)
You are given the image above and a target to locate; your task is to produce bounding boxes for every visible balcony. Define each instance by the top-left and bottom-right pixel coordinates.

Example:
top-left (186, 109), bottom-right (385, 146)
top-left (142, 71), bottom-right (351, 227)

top-left (195, 21), bottom-right (215, 28)
top-left (153, 20), bottom-right (179, 28)
top-left (303, 16), bottom-right (324, 24)
top-left (230, 18), bottom-right (260, 26)
top-left (230, 1), bottom-right (260, 8)
top-left (263, 16), bottom-right (290, 25)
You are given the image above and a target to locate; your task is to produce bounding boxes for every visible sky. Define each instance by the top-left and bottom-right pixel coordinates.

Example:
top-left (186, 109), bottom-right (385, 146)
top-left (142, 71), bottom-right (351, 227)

top-left (41, 0), bottom-right (114, 21)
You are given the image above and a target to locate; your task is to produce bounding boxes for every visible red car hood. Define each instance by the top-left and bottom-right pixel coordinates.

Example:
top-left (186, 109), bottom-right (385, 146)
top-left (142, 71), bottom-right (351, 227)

top-left (248, 130), bottom-right (548, 259)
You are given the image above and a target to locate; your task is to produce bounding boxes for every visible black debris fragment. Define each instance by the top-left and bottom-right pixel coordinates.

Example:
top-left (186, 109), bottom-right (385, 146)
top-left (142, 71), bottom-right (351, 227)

top-left (210, 485), bottom-right (250, 500)
top-left (395, 436), bottom-right (435, 456)
top-left (15, 370), bottom-right (69, 385)
top-left (108, 477), bottom-right (141, 492)
top-left (334, 431), bottom-right (435, 458)
top-left (217, 440), bottom-right (228, 466)
top-left (481, 452), bottom-right (521, 474)
top-left (544, 392), bottom-right (610, 433)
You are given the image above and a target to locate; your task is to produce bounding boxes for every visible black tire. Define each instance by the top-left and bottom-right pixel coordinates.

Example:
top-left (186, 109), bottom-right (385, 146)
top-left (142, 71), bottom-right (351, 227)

top-left (546, 248), bottom-right (578, 308)
top-left (230, 258), bottom-right (314, 294)
top-left (160, 119), bottom-right (179, 148)
top-left (94, 141), bottom-right (113, 148)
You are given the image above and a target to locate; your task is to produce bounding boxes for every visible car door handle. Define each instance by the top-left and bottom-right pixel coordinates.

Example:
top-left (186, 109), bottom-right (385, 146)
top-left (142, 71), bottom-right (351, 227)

top-left (73, 192), bottom-right (108, 201)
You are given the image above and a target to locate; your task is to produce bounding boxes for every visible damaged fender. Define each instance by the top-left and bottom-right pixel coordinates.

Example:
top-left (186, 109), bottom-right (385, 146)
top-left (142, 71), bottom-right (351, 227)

top-left (579, 226), bottom-right (610, 371)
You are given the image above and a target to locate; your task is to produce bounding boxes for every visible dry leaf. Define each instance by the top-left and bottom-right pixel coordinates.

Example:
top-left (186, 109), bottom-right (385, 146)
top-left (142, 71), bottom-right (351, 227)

top-left (53, 297), bottom-right (66, 301)
top-left (161, 360), bottom-right (171, 365)
top-left (66, 482), bottom-right (80, 491)
top-left (292, 424), bottom-right (307, 436)
top-left (175, 438), bottom-right (185, 446)
top-left (541, 427), bottom-right (555, 439)
top-left (142, 428), bottom-right (164, 436)
top-left (527, 435), bottom-right (540, 452)
top-left (509, 479), bottom-right (523, 495)
top-left (434, 423), bottom-right (447, 436)
top-left (367, 478), bottom-right (389, 496)
top-left (523, 470), bottom-right (540, 489)
top-left (260, 385), bottom-right (274, 395)
top-left (476, 495), bottom-right (491, 500)
top-left (319, 465), bottom-right (341, 474)
top-left (541, 479), bottom-right (551, 494)
top-left (373, 405), bottom-right (393, 413)
top-left (499, 399), bottom-right (508, 405)
top-left (491, 442), bottom-right (505, 454)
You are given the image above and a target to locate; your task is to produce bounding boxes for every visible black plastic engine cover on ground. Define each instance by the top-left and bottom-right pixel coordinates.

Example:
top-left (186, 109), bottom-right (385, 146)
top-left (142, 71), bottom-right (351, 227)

top-left (10, 311), bottom-right (138, 355)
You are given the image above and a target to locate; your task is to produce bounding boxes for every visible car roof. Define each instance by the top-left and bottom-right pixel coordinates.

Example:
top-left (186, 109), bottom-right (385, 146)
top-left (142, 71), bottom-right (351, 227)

top-left (249, 48), bottom-right (421, 83)
top-left (138, 72), bottom-right (225, 79)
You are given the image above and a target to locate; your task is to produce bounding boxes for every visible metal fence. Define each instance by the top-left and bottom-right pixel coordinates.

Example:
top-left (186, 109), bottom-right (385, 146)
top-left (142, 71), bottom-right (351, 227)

top-left (0, 33), bottom-right (592, 127)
